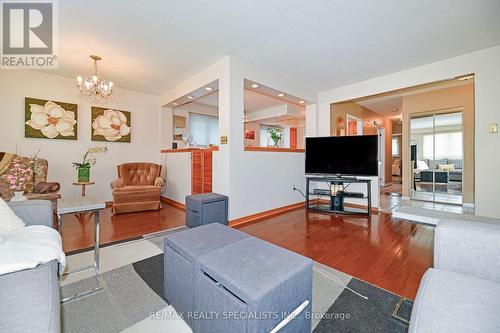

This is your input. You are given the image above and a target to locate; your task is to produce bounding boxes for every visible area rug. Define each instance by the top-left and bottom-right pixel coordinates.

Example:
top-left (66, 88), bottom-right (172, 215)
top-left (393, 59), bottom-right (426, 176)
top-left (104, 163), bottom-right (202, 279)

top-left (61, 229), bottom-right (412, 332)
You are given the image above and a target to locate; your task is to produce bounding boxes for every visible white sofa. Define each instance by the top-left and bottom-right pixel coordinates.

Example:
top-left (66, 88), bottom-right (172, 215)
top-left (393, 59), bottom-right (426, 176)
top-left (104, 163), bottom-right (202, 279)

top-left (409, 219), bottom-right (500, 332)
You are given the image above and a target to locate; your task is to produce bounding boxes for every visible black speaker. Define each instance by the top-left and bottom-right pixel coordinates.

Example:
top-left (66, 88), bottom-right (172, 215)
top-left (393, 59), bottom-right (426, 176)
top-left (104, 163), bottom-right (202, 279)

top-left (331, 193), bottom-right (344, 211)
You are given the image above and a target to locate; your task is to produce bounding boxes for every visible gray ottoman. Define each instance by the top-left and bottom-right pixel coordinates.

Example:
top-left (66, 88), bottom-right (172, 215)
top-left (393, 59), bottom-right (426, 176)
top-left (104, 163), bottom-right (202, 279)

top-left (163, 223), bottom-right (249, 329)
top-left (185, 193), bottom-right (228, 228)
top-left (196, 237), bottom-right (313, 333)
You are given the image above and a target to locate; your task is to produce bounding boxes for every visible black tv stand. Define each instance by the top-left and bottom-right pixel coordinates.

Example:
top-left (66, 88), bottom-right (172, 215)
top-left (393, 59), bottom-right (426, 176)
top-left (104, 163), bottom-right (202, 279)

top-left (305, 176), bottom-right (372, 216)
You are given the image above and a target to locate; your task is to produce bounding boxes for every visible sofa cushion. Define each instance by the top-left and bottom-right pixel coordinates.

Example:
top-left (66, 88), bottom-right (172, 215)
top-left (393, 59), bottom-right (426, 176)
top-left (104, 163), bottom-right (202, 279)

top-left (448, 159), bottom-right (463, 169)
top-left (409, 268), bottom-right (500, 333)
top-left (438, 163), bottom-right (455, 171)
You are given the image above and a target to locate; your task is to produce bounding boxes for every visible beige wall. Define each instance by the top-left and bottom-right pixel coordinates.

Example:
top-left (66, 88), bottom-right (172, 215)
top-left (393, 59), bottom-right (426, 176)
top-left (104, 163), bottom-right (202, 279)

top-left (402, 84), bottom-right (474, 204)
top-left (330, 102), bottom-right (385, 136)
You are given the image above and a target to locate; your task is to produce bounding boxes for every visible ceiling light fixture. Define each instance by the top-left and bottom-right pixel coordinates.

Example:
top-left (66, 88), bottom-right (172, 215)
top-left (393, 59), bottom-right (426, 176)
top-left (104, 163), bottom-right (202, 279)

top-left (251, 83), bottom-right (259, 88)
top-left (392, 108), bottom-right (398, 112)
top-left (278, 93), bottom-right (285, 97)
top-left (299, 100), bottom-right (305, 104)
top-left (76, 55), bottom-right (113, 103)
top-left (173, 102), bottom-right (178, 106)
top-left (187, 96), bottom-right (194, 99)
top-left (205, 87), bottom-right (213, 91)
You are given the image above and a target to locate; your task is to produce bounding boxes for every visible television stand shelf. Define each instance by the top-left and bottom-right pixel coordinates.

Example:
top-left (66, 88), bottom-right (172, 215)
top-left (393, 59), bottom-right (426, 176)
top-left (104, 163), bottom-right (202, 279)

top-left (305, 176), bottom-right (372, 216)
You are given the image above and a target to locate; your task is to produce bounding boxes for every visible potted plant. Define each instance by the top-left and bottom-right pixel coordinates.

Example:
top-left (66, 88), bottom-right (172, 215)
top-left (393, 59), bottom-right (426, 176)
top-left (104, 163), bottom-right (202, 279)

top-left (73, 146), bottom-right (108, 182)
top-left (267, 127), bottom-right (284, 148)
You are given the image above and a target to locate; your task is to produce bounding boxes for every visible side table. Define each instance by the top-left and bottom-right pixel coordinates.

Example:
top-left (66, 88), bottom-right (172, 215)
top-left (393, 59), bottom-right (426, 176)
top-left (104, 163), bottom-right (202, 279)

top-left (57, 196), bottom-right (105, 302)
top-left (73, 181), bottom-right (95, 197)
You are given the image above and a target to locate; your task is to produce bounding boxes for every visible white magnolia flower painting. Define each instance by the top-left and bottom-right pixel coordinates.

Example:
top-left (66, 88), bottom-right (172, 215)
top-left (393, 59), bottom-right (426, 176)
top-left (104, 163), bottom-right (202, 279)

top-left (25, 98), bottom-right (78, 140)
top-left (91, 107), bottom-right (131, 142)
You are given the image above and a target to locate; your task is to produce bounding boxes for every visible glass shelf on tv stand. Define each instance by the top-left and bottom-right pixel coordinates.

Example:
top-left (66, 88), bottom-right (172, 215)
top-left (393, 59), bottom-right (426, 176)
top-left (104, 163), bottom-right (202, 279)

top-left (305, 177), bottom-right (372, 216)
top-left (308, 203), bottom-right (369, 216)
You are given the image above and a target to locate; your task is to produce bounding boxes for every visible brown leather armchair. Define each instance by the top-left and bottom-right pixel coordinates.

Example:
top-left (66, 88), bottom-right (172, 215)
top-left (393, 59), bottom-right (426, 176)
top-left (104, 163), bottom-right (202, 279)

top-left (110, 162), bottom-right (165, 215)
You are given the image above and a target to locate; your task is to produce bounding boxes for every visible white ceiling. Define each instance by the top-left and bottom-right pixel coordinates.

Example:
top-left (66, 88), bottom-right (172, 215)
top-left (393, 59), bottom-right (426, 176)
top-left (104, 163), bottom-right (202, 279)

top-left (244, 90), bottom-right (305, 113)
top-left (357, 97), bottom-right (402, 118)
top-left (49, 0), bottom-right (500, 94)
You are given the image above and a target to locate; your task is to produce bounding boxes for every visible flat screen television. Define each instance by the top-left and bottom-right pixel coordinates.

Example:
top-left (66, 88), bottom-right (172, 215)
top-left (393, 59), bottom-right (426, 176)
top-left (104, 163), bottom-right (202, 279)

top-left (305, 135), bottom-right (379, 176)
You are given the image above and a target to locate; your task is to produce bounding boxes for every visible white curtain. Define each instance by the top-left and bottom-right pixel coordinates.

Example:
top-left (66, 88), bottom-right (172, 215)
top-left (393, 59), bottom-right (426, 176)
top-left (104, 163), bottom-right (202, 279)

top-left (423, 132), bottom-right (463, 160)
top-left (392, 137), bottom-right (400, 156)
top-left (189, 113), bottom-right (219, 147)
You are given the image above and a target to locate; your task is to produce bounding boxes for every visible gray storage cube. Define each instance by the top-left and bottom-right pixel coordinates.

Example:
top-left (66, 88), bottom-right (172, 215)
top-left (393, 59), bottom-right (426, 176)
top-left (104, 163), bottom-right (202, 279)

top-left (196, 237), bottom-right (313, 333)
top-left (163, 223), bottom-right (249, 330)
top-left (185, 193), bottom-right (228, 228)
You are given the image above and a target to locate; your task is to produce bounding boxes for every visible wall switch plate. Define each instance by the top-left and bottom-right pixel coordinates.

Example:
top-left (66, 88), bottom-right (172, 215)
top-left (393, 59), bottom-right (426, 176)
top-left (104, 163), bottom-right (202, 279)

top-left (489, 123), bottom-right (498, 134)
top-left (220, 135), bottom-right (228, 144)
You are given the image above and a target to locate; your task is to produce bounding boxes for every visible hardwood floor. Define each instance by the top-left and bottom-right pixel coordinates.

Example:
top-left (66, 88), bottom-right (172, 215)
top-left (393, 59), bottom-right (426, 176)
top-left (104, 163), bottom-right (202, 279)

top-left (235, 208), bottom-right (434, 300)
top-left (60, 204), bottom-right (433, 300)
top-left (60, 204), bottom-right (185, 253)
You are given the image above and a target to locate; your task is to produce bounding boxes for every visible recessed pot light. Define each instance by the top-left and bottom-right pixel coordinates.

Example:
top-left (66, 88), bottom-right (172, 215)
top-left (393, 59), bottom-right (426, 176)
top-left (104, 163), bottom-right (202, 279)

top-left (278, 93), bottom-right (285, 97)
top-left (251, 83), bottom-right (259, 88)
top-left (299, 100), bottom-right (305, 104)
top-left (187, 95), bottom-right (194, 99)
top-left (205, 87), bottom-right (213, 91)
top-left (173, 102), bottom-right (178, 106)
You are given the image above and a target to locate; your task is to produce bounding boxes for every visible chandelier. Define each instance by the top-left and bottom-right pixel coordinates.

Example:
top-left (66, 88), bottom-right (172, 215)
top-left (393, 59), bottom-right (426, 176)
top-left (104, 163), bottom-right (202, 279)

top-left (76, 55), bottom-right (113, 103)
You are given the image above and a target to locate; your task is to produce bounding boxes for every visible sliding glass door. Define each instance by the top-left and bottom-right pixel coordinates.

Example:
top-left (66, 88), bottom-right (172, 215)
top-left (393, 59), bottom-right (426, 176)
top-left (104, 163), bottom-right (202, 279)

top-left (410, 111), bottom-right (463, 204)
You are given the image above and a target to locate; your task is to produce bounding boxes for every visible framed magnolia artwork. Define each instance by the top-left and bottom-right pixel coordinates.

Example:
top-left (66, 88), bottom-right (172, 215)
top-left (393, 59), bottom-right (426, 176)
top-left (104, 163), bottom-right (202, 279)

top-left (25, 97), bottom-right (78, 140)
top-left (91, 106), bottom-right (131, 142)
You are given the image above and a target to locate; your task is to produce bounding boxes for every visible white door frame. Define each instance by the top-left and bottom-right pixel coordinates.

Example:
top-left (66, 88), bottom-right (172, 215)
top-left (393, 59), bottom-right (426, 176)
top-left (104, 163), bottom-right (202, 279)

top-left (378, 128), bottom-right (385, 187)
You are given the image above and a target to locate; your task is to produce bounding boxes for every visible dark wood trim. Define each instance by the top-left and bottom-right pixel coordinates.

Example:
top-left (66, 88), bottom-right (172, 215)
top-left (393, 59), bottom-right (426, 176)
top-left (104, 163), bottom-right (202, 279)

top-left (161, 197), bottom-right (185, 210)
top-left (244, 147), bottom-right (305, 153)
top-left (230, 201), bottom-right (305, 227)
top-left (105, 201), bottom-right (113, 208)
